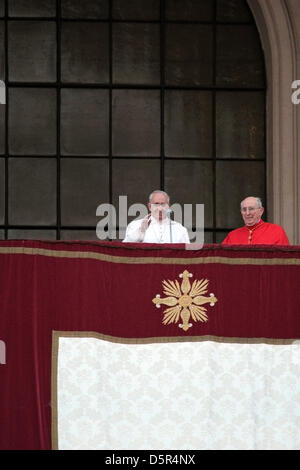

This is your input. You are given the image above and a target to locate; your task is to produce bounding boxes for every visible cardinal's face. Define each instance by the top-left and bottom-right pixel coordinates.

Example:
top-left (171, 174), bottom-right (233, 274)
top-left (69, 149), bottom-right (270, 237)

top-left (241, 197), bottom-right (264, 226)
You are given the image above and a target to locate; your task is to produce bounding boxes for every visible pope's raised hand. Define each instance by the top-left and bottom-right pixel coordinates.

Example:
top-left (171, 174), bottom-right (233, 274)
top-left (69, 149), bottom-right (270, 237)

top-left (140, 214), bottom-right (151, 233)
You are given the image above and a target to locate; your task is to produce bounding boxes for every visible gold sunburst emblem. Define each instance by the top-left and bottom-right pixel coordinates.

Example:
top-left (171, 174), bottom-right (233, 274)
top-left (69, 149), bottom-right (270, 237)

top-left (152, 270), bottom-right (218, 331)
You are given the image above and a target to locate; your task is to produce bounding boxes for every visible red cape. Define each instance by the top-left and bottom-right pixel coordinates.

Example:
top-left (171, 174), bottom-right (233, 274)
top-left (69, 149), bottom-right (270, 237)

top-left (222, 221), bottom-right (290, 245)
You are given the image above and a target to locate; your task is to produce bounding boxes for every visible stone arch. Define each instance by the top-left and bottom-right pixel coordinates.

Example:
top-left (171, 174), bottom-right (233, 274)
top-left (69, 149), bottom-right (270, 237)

top-left (248, 0), bottom-right (300, 244)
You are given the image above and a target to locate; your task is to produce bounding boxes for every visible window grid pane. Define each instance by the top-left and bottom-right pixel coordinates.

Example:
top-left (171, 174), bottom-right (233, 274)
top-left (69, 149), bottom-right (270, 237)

top-left (1, 0), bottom-right (265, 243)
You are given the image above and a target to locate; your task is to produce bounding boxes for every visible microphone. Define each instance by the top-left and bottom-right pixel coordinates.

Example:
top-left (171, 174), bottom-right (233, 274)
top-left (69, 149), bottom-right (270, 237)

top-left (167, 209), bottom-right (173, 242)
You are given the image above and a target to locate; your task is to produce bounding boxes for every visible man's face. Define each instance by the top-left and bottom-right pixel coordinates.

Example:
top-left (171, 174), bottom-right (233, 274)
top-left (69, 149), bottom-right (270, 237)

top-left (148, 193), bottom-right (169, 221)
top-left (240, 197), bottom-right (264, 226)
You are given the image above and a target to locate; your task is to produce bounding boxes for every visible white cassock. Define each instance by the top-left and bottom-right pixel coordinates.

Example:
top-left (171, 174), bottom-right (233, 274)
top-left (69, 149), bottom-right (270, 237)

top-left (123, 216), bottom-right (190, 243)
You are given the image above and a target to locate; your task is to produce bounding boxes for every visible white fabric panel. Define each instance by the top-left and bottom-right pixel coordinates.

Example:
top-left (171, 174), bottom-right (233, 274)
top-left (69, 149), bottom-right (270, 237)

top-left (57, 337), bottom-right (300, 450)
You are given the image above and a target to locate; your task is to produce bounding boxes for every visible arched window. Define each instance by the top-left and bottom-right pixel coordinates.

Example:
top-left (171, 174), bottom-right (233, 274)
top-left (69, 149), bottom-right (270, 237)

top-left (0, 0), bottom-right (265, 242)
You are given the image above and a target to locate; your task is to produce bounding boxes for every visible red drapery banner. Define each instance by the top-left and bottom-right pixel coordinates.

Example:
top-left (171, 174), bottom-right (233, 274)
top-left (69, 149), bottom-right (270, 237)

top-left (0, 240), bottom-right (299, 449)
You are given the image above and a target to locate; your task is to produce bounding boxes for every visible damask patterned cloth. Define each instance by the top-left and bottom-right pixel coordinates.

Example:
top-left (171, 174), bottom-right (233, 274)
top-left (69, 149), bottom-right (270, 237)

top-left (54, 335), bottom-right (300, 450)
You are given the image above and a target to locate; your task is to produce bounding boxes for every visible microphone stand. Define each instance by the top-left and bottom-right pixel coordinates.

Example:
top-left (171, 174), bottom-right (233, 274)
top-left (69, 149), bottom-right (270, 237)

top-left (167, 209), bottom-right (173, 243)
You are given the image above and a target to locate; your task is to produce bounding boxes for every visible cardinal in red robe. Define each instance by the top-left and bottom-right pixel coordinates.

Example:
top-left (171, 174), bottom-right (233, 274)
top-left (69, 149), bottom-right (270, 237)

top-left (222, 196), bottom-right (290, 246)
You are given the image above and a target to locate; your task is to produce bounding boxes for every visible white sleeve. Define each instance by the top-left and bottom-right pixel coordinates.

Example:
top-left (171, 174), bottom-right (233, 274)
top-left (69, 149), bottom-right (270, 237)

top-left (122, 220), bottom-right (145, 243)
top-left (182, 227), bottom-right (190, 243)
top-left (171, 222), bottom-right (190, 243)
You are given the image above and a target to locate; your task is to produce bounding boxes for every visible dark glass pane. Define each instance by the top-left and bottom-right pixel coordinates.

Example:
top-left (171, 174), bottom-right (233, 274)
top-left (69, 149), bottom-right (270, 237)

top-left (0, 157), bottom-right (4, 224)
top-left (61, 22), bottom-right (109, 84)
top-left (61, 89), bottom-right (109, 156)
top-left (60, 230), bottom-right (100, 241)
top-left (165, 91), bottom-right (212, 158)
top-left (8, 21), bottom-right (56, 82)
top-left (0, 92), bottom-right (4, 154)
top-left (113, 0), bottom-right (160, 20)
top-left (0, 24), bottom-right (5, 152)
top-left (215, 231), bottom-right (230, 243)
top-left (216, 161), bottom-right (265, 228)
top-left (8, 229), bottom-right (56, 239)
top-left (60, 158), bottom-right (109, 226)
top-left (61, 0), bottom-right (108, 19)
top-left (8, 158), bottom-right (57, 225)
top-left (0, 230), bottom-right (4, 239)
top-left (0, 1), bottom-right (4, 17)
top-left (205, 231), bottom-right (214, 243)
top-left (112, 90), bottom-right (160, 156)
top-left (112, 159), bottom-right (160, 238)
top-left (216, 25), bottom-right (265, 88)
top-left (217, 0), bottom-right (252, 23)
top-left (0, 21), bottom-right (4, 79)
top-left (9, 0), bottom-right (56, 17)
top-left (9, 88), bottom-right (57, 155)
top-left (113, 23), bottom-right (160, 85)
top-left (165, 0), bottom-right (213, 21)
top-left (165, 24), bottom-right (213, 86)
top-left (164, 160), bottom-right (213, 227)
top-left (112, 158), bottom-right (161, 212)
top-left (216, 91), bottom-right (265, 159)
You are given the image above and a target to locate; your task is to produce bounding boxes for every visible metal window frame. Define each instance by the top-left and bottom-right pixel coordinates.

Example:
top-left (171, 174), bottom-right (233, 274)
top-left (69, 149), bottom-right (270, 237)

top-left (1, 0), bottom-right (266, 242)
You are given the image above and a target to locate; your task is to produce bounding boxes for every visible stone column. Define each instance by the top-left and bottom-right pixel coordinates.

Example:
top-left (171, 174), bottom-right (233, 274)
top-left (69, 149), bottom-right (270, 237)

top-left (248, 0), bottom-right (300, 244)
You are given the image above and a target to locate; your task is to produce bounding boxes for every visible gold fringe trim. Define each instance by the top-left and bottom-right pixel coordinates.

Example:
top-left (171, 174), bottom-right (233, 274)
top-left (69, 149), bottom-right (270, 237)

top-left (53, 330), bottom-right (300, 346)
top-left (1, 246), bottom-right (300, 265)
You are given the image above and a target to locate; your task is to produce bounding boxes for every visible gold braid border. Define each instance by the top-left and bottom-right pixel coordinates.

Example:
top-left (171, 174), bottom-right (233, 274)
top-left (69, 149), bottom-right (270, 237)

top-left (1, 246), bottom-right (300, 265)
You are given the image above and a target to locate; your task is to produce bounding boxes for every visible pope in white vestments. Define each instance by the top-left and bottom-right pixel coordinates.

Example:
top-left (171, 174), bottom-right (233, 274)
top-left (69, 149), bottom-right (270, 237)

top-left (123, 190), bottom-right (190, 244)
